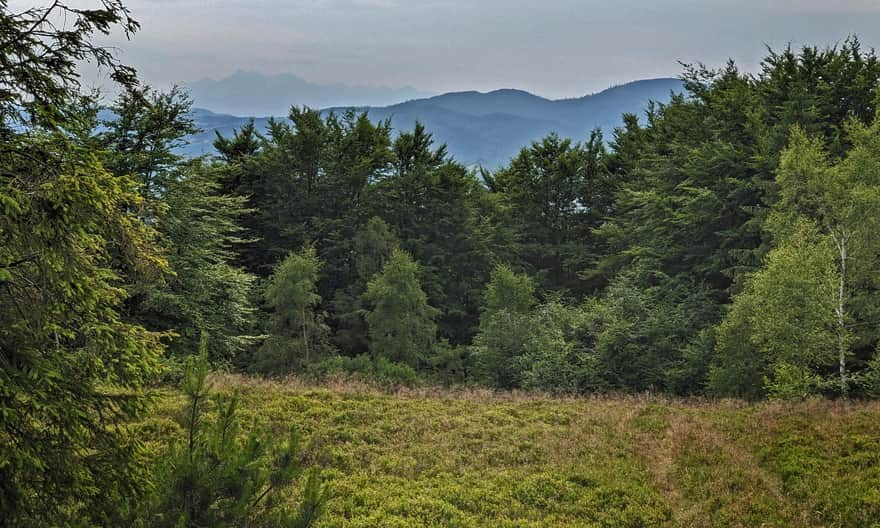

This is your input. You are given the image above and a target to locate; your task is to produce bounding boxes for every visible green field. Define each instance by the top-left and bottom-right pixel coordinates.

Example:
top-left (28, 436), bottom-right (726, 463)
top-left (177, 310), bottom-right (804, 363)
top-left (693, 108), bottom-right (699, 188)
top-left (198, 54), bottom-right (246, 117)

top-left (142, 375), bottom-right (880, 527)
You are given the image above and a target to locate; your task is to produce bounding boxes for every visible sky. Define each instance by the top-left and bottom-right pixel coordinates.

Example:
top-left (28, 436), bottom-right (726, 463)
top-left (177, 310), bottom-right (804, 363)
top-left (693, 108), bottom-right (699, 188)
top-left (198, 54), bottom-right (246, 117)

top-left (52, 0), bottom-right (880, 98)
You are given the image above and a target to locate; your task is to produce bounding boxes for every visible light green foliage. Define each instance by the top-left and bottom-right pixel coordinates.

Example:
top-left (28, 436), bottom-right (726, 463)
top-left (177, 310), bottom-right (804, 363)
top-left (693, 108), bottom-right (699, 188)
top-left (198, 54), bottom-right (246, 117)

top-left (765, 362), bottom-right (825, 401)
top-left (256, 246), bottom-right (333, 372)
top-left (714, 120), bottom-right (880, 398)
top-left (473, 267), bottom-right (596, 392)
top-left (518, 301), bottom-right (594, 393)
top-left (147, 161), bottom-right (258, 362)
top-left (353, 217), bottom-right (399, 282)
top-left (862, 351), bottom-right (880, 398)
top-left (596, 42), bottom-right (880, 395)
top-left (363, 249), bottom-right (438, 368)
top-left (471, 265), bottom-right (537, 388)
top-left (305, 354), bottom-right (420, 387)
top-left (331, 217), bottom-right (398, 355)
top-left (712, 221), bottom-right (837, 399)
top-left (146, 335), bottom-right (326, 527)
top-left (0, 4), bottom-right (167, 524)
top-left (0, 134), bottom-right (167, 526)
top-left (484, 264), bottom-right (536, 314)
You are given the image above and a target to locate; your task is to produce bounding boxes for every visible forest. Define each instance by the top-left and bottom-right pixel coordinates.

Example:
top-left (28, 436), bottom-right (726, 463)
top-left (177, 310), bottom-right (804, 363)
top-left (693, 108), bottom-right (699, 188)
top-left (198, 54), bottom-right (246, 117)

top-left (2, 1), bottom-right (880, 527)
top-left (113, 41), bottom-right (880, 401)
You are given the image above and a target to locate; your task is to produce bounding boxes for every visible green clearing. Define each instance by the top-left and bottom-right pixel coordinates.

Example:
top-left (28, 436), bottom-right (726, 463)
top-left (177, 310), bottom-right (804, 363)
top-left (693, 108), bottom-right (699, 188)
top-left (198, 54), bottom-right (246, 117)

top-left (142, 375), bottom-right (880, 527)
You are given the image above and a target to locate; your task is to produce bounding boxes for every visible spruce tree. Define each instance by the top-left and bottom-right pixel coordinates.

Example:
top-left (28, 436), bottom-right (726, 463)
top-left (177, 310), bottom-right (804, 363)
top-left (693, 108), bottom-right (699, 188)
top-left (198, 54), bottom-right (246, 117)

top-left (0, 3), bottom-right (166, 525)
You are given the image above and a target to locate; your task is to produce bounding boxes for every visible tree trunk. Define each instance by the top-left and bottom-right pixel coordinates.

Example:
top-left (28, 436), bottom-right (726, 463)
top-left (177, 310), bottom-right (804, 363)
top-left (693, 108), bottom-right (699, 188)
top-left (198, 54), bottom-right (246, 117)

top-left (302, 306), bottom-right (310, 364)
top-left (835, 229), bottom-right (848, 397)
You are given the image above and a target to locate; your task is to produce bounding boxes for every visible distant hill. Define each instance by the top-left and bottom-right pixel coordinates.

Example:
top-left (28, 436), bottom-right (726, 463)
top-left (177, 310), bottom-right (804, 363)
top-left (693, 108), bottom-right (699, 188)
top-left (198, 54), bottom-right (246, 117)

top-left (186, 71), bottom-right (430, 116)
top-left (182, 78), bottom-right (685, 168)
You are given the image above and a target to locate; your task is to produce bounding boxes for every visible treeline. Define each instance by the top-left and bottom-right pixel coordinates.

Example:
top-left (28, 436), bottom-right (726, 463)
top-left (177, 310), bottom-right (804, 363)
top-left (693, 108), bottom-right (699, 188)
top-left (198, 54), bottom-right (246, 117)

top-left (162, 38), bottom-right (880, 400)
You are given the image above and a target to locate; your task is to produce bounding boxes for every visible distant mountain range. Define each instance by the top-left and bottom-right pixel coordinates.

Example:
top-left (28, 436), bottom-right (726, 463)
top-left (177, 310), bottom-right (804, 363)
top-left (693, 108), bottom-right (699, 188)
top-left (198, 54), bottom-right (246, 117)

top-left (186, 71), bottom-right (430, 116)
top-left (182, 77), bottom-right (685, 168)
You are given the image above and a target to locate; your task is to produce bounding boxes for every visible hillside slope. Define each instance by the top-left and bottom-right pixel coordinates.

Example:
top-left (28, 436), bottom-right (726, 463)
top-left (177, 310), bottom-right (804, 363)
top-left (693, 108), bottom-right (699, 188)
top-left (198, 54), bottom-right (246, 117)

top-left (144, 376), bottom-right (880, 528)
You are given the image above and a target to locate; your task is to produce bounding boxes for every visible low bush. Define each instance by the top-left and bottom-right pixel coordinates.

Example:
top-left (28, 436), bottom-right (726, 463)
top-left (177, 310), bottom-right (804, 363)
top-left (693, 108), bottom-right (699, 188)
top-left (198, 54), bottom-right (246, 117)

top-left (305, 354), bottom-right (420, 387)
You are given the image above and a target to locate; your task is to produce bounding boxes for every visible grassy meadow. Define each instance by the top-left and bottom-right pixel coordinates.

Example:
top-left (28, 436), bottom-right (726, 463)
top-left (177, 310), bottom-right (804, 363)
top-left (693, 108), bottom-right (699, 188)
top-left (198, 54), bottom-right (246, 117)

top-left (142, 375), bottom-right (880, 528)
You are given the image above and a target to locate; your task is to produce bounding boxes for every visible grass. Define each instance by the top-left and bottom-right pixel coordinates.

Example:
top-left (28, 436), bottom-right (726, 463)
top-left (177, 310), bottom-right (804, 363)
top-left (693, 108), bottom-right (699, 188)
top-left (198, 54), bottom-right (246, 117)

top-left (142, 375), bottom-right (880, 527)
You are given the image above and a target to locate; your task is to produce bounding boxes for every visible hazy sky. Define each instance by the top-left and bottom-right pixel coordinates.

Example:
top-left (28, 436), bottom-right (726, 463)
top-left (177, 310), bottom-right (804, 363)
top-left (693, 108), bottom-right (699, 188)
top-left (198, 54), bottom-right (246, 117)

top-left (74, 0), bottom-right (880, 98)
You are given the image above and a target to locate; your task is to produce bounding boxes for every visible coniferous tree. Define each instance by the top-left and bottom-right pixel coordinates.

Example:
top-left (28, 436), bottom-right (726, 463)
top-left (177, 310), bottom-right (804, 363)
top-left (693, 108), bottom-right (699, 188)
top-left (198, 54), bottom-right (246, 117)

top-left (101, 86), bottom-right (258, 362)
top-left (100, 85), bottom-right (197, 200)
top-left (493, 132), bottom-right (614, 295)
top-left (363, 249), bottom-right (438, 368)
top-left (149, 161), bottom-right (258, 362)
top-left (255, 246), bottom-right (332, 373)
top-left (0, 3), bottom-right (167, 525)
top-left (582, 268), bottom-right (717, 393)
top-left (331, 217), bottom-right (398, 355)
top-left (214, 119), bottom-right (261, 164)
top-left (148, 333), bottom-right (326, 527)
top-left (368, 124), bottom-right (500, 344)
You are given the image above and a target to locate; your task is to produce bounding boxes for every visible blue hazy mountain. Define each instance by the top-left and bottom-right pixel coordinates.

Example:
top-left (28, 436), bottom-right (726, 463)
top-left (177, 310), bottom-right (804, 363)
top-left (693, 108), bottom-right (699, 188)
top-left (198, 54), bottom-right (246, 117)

top-left (183, 78), bottom-right (685, 168)
top-left (186, 71), bottom-right (430, 116)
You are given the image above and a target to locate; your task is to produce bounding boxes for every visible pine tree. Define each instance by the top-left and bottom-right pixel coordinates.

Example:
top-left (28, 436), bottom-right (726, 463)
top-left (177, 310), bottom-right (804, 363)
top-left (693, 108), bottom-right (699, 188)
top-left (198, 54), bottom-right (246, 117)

top-left (148, 332), bottom-right (327, 527)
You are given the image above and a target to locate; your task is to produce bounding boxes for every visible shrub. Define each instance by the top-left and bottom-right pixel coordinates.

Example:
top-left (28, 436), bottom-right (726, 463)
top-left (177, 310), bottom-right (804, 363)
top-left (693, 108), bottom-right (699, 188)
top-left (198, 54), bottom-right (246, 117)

top-left (306, 354), bottom-right (420, 387)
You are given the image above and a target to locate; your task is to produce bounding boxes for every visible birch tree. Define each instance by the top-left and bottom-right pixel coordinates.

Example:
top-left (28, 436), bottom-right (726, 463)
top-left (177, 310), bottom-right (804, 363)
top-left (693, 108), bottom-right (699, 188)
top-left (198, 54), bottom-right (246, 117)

top-left (769, 123), bottom-right (880, 395)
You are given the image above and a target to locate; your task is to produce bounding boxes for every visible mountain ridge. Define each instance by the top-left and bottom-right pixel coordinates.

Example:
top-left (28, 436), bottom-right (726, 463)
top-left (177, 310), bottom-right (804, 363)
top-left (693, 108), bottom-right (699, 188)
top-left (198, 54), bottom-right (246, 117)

top-left (183, 77), bottom-right (685, 167)
top-left (186, 70), bottom-right (431, 116)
